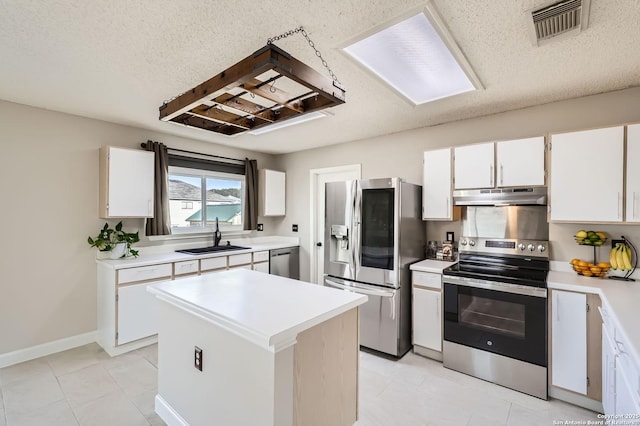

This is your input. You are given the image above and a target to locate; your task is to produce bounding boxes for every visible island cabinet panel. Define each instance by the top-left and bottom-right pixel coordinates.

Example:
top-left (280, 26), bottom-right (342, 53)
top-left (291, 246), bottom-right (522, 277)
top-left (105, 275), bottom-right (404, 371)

top-left (99, 146), bottom-right (155, 218)
top-left (293, 308), bottom-right (358, 426)
top-left (550, 126), bottom-right (624, 222)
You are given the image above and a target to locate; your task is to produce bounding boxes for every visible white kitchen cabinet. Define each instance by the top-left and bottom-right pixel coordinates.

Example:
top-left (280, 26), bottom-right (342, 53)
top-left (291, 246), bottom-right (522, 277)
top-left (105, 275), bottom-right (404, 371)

top-left (117, 282), bottom-right (162, 345)
top-left (412, 270), bottom-right (443, 359)
top-left (550, 126), bottom-right (624, 222)
top-left (413, 287), bottom-right (441, 351)
top-left (253, 261), bottom-right (270, 273)
top-left (99, 146), bottom-right (155, 218)
top-left (454, 142), bottom-right (495, 189)
top-left (626, 124), bottom-right (640, 222)
top-left (423, 148), bottom-right (456, 220)
top-left (496, 136), bottom-right (545, 187)
top-left (259, 169), bottom-right (286, 216)
top-left (552, 290), bottom-right (588, 394)
top-left (602, 326), bottom-right (617, 415)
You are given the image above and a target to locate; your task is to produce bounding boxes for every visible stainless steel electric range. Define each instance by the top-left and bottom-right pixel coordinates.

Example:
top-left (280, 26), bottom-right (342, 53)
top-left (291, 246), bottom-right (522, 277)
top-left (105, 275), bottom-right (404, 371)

top-left (442, 204), bottom-right (550, 400)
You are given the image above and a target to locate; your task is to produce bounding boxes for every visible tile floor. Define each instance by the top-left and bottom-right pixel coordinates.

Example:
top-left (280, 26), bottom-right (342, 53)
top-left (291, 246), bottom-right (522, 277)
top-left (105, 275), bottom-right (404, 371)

top-left (0, 343), bottom-right (600, 426)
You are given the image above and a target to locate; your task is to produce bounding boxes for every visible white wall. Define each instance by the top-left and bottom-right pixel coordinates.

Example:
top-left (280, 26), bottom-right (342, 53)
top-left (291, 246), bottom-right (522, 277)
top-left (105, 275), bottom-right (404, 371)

top-left (0, 100), bottom-right (277, 355)
top-left (274, 87), bottom-right (640, 282)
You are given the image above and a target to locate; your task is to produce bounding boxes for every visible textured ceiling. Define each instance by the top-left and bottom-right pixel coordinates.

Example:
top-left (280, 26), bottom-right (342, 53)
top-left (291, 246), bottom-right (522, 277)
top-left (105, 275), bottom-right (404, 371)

top-left (1, 0), bottom-right (639, 154)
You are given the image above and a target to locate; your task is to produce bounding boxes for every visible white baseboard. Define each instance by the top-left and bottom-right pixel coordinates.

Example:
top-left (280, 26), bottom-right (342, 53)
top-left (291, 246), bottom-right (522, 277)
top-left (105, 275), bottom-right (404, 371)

top-left (0, 330), bottom-right (98, 368)
top-left (155, 394), bottom-right (190, 426)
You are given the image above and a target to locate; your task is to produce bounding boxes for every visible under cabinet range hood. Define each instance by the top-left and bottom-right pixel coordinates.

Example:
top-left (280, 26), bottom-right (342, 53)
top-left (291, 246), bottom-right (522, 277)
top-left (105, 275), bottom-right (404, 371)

top-left (453, 187), bottom-right (547, 206)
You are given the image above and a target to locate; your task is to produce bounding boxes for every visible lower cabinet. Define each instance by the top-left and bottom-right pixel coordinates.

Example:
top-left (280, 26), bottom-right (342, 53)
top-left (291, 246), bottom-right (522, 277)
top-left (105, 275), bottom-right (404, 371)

top-left (117, 282), bottom-right (161, 345)
top-left (550, 289), bottom-right (602, 402)
top-left (98, 249), bottom-right (288, 356)
top-left (412, 270), bottom-right (443, 360)
top-left (600, 303), bottom-right (640, 416)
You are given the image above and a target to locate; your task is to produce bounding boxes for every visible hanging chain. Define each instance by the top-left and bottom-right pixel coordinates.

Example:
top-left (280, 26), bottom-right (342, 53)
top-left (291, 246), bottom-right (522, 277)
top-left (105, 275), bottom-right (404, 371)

top-left (267, 26), bottom-right (341, 85)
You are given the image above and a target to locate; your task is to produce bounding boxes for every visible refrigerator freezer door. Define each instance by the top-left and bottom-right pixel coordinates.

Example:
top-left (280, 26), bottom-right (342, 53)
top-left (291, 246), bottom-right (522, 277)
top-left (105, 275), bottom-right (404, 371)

top-left (325, 277), bottom-right (401, 356)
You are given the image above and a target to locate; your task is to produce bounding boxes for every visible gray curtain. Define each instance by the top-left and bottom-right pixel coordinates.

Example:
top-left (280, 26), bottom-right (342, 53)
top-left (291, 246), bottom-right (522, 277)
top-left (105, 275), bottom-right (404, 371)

top-left (145, 141), bottom-right (171, 236)
top-left (244, 158), bottom-right (258, 230)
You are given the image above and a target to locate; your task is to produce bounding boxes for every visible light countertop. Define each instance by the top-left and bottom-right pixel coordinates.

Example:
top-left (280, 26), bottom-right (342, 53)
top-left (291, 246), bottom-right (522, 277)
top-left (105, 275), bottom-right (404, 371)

top-left (410, 259), bottom-right (457, 274)
top-left (147, 269), bottom-right (367, 352)
top-left (547, 270), bottom-right (640, 368)
top-left (96, 236), bottom-right (298, 270)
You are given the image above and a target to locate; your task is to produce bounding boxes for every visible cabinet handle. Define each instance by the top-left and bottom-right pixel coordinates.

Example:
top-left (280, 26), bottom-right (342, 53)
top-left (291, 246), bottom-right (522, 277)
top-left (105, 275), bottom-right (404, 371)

top-left (148, 199), bottom-right (152, 216)
top-left (634, 192), bottom-right (638, 220)
top-left (618, 192), bottom-right (622, 220)
top-left (435, 295), bottom-right (440, 318)
top-left (500, 164), bottom-right (504, 186)
top-left (556, 293), bottom-right (560, 322)
top-left (446, 197), bottom-right (450, 218)
top-left (490, 165), bottom-right (494, 186)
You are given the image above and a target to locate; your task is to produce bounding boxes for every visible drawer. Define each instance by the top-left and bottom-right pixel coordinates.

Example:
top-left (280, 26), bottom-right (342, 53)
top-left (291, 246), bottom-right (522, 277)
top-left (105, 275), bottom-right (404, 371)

top-left (412, 271), bottom-right (442, 290)
top-left (200, 256), bottom-right (227, 271)
top-left (118, 263), bottom-right (172, 284)
top-left (174, 260), bottom-right (199, 276)
top-left (253, 251), bottom-right (269, 263)
top-left (229, 253), bottom-right (252, 267)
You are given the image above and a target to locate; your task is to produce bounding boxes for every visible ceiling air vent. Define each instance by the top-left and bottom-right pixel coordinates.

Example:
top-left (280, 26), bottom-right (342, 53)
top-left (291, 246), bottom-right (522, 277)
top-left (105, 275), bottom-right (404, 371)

top-left (529, 0), bottom-right (591, 45)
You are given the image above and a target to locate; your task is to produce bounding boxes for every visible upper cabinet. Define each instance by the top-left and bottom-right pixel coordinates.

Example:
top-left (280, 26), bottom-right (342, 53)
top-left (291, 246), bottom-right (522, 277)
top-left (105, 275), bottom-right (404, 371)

top-left (626, 124), bottom-right (640, 223)
top-left (454, 142), bottom-right (494, 189)
top-left (423, 148), bottom-right (457, 220)
top-left (454, 137), bottom-right (545, 190)
top-left (259, 169), bottom-right (286, 216)
top-left (550, 126), bottom-right (624, 222)
top-left (496, 137), bottom-right (545, 187)
top-left (99, 146), bottom-right (155, 218)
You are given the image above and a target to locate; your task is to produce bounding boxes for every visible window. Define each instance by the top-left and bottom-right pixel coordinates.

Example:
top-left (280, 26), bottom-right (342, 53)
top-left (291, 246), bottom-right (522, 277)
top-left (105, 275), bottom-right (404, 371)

top-left (168, 166), bottom-right (244, 233)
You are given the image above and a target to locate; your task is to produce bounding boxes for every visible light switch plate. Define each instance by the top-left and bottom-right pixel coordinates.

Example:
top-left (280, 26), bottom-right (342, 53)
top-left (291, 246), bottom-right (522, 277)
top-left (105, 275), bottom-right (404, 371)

top-left (257, 224), bottom-right (264, 231)
top-left (292, 224), bottom-right (298, 232)
top-left (194, 346), bottom-right (203, 371)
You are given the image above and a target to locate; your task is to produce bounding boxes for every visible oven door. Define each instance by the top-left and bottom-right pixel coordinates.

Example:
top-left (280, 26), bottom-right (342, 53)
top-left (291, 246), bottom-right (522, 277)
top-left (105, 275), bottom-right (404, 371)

top-left (443, 275), bottom-right (547, 367)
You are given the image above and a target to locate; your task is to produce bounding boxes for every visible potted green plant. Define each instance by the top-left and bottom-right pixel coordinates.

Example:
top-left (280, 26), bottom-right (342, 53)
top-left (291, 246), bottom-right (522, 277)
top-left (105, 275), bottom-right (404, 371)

top-left (88, 222), bottom-right (140, 259)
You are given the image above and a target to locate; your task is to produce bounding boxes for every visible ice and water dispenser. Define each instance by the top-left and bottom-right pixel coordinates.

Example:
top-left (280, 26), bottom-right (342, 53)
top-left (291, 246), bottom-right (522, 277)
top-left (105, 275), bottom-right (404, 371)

top-left (330, 224), bottom-right (351, 263)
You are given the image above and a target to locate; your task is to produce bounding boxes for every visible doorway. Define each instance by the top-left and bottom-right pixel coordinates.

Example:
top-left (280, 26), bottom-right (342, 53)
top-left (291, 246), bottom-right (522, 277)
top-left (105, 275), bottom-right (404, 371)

top-left (309, 164), bottom-right (361, 284)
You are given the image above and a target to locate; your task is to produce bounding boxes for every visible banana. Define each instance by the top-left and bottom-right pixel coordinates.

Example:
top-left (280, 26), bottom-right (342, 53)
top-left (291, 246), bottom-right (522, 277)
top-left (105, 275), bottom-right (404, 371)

top-left (617, 244), bottom-right (626, 271)
top-left (622, 243), bottom-right (633, 271)
top-left (610, 245), bottom-right (619, 270)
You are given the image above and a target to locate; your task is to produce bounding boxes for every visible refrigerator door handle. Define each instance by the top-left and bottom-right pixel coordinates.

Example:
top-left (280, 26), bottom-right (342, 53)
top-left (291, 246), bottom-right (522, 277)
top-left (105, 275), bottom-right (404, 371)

top-left (324, 278), bottom-right (396, 298)
top-left (353, 180), bottom-right (362, 277)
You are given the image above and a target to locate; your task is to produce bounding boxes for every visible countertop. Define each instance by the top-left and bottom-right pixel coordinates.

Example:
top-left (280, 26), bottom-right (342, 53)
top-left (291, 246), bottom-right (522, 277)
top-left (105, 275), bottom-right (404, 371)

top-left (547, 270), bottom-right (640, 368)
top-left (410, 259), bottom-right (457, 274)
top-left (96, 236), bottom-right (299, 270)
top-left (147, 269), bottom-right (367, 352)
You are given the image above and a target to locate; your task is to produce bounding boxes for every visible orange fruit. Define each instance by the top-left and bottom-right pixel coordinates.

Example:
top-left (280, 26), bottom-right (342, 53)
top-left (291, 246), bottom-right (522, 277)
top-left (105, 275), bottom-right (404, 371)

top-left (578, 260), bottom-right (589, 267)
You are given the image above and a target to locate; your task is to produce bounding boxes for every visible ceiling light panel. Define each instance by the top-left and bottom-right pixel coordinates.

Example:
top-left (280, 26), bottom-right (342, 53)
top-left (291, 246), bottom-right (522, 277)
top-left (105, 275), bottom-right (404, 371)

top-left (343, 7), bottom-right (481, 105)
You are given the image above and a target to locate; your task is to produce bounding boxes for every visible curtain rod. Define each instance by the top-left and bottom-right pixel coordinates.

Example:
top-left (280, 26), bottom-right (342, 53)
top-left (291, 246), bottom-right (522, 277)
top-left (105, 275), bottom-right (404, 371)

top-left (140, 142), bottom-right (245, 164)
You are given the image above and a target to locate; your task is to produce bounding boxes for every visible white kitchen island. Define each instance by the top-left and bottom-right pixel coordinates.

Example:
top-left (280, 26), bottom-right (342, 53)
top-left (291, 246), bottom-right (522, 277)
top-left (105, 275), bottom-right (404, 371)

top-left (147, 269), bottom-right (367, 426)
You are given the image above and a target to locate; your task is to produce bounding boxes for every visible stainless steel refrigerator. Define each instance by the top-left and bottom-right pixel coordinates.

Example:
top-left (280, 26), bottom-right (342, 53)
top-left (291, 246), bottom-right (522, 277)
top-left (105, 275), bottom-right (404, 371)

top-left (324, 178), bottom-right (425, 357)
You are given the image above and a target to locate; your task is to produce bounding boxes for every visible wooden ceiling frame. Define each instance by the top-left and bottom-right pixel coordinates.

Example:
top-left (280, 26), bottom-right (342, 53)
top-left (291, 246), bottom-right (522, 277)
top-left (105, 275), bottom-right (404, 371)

top-left (159, 44), bottom-right (346, 136)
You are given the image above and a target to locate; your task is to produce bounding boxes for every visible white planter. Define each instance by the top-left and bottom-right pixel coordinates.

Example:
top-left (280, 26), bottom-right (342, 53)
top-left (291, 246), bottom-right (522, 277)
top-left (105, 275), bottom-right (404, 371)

top-left (110, 242), bottom-right (127, 259)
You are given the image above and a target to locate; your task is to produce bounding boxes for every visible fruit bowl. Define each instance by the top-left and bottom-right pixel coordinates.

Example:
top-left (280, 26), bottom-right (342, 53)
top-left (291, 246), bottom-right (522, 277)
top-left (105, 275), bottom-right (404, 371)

top-left (570, 259), bottom-right (611, 278)
top-left (574, 230), bottom-right (607, 246)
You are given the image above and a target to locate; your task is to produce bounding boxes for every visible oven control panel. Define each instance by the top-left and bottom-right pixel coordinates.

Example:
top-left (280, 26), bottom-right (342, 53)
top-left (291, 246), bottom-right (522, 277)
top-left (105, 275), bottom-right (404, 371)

top-left (459, 237), bottom-right (549, 258)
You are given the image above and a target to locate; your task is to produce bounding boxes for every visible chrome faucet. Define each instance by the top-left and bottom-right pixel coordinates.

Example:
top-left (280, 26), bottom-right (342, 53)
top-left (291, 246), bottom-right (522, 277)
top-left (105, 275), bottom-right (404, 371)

top-left (213, 217), bottom-right (222, 247)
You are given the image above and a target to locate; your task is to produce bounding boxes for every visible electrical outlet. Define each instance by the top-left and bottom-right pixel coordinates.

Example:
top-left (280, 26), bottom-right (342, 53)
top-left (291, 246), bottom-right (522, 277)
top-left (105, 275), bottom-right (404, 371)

top-left (194, 346), bottom-right (203, 371)
top-left (292, 224), bottom-right (298, 232)
top-left (257, 224), bottom-right (264, 231)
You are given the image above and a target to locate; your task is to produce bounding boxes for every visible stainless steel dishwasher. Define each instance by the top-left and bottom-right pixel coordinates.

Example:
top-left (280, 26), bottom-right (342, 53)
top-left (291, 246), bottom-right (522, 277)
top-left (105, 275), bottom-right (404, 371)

top-left (269, 247), bottom-right (300, 279)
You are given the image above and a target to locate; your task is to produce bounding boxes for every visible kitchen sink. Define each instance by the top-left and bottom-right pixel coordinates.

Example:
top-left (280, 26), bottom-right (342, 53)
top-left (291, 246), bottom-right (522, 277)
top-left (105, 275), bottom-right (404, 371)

top-left (176, 245), bottom-right (250, 255)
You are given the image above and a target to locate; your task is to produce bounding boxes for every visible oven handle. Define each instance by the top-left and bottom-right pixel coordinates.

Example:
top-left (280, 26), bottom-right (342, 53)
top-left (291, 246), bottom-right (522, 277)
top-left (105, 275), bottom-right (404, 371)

top-left (443, 275), bottom-right (547, 298)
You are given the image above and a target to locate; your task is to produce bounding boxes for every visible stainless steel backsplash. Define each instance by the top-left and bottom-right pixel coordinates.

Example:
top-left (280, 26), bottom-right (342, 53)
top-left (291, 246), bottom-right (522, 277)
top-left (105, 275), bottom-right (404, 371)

top-left (461, 206), bottom-right (549, 240)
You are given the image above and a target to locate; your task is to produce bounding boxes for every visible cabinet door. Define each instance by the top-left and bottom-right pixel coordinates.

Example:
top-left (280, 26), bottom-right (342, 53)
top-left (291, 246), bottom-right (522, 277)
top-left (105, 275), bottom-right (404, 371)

top-left (551, 290), bottom-right (587, 394)
top-left (626, 124), bottom-right (640, 222)
top-left (102, 146), bottom-right (155, 218)
top-left (454, 142), bottom-right (494, 189)
top-left (413, 286), bottom-right (442, 352)
top-left (550, 127), bottom-right (624, 222)
top-left (423, 148), bottom-right (453, 220)
top-left (117, 282), bottom-right (160, 345)
top-left (259, 169), bottom-right (286, 216)
top-left (496, 136), bottom-right (545, 187)
top-left (253, 261), bottom-right (270, 273)
top-left (615, 360), bottom-right (640, 416)
top-left (602, 327), bottom-right (617, 416)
